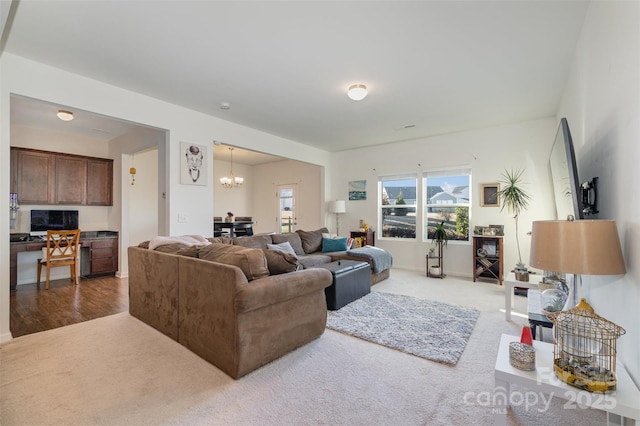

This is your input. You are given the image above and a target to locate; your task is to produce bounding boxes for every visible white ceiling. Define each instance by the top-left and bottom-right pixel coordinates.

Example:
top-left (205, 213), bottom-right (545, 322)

top-left (4, 0), bottom-right (589, 156)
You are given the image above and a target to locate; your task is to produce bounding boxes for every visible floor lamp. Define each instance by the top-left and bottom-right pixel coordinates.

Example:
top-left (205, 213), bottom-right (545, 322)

top-left (329, 200), bottom-right (346, 236)
top-left (529, 219), bottom-right (626, 308)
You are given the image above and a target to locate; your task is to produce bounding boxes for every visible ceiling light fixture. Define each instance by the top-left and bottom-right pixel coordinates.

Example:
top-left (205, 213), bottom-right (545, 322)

top-left (57, 110), bottom-right (74, 121)
top-left (347, 84), bottom-right (368, 101)
top-left (220, 147), bottom-right (244, 188)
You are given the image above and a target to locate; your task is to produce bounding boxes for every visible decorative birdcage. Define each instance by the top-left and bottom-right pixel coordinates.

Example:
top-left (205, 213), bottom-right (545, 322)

top-left (547, 298), bottom-right (625, 393)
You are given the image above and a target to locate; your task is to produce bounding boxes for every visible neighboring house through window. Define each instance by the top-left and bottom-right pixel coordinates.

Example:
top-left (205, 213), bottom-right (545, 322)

top-left (380, 176), bottom-right (417, 239)
top-left (424, 169), bottom-right (471, 242)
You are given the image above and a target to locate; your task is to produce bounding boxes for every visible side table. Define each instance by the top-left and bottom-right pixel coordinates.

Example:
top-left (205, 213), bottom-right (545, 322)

top-left (504, 272), bottom-right (541, 321)
top-left (494, 333), bottom-right (640, 425)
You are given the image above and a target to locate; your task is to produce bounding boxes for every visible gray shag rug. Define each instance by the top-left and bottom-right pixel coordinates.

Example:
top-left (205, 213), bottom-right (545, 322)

top-left (327, 291), bottom-right (480, 365)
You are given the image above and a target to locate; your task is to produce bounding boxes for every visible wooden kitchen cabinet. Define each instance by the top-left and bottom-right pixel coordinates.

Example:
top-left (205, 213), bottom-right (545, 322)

top-left (12, 149), bottom-right (54, 204)
top-left (87, 159), bottom-right (113, 205)
top-left (55, 155), bottom-right (87, 204)
top-left (11, 148), bottom-right (113, 206)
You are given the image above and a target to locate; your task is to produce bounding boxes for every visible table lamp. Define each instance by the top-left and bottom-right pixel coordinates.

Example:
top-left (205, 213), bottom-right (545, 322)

top-left (329, 200), bottom-right (346, 236)
top-left (529, 218), bottom-right (626, 308)
top-left (530, 218), bottom-right (627, 393)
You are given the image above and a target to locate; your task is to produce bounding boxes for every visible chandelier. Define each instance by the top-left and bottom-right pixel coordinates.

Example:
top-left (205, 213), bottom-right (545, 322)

top-left (220, 147), bottom-right (244, 188)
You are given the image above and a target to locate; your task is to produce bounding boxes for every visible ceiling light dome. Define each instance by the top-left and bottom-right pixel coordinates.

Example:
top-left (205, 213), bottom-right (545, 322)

top-left (57, 110), bottom-right (74, 121)
top-left (347, 84), bottom-right (368, 101)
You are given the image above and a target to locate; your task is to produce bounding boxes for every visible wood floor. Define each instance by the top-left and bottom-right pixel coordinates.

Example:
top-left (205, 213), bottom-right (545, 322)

top-left (10, 275), bottom-right (128, 338)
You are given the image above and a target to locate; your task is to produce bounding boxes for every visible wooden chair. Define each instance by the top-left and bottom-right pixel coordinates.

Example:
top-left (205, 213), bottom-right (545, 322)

top-left (37, 229), bottom-right (81, 290)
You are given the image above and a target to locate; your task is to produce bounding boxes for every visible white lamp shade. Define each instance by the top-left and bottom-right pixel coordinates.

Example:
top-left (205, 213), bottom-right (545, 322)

top-left (329, 200), bottom-right (346, 214)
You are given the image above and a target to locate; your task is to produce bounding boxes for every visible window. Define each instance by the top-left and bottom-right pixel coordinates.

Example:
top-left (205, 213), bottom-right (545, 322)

top-left (380, 177), bottom-right (417, 239)
top-left (424, 170), bottom-right (471, 242)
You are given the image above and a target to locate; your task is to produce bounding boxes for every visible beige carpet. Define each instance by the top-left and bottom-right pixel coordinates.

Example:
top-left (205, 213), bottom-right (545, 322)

top-left (0, 269), bottom-right (605, 425)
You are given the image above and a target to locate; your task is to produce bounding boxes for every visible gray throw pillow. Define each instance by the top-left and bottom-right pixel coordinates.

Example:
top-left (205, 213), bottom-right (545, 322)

top-left (271, 233), bottom-right (305, 255)
top-left (267, 241), bottom-right (298, 258)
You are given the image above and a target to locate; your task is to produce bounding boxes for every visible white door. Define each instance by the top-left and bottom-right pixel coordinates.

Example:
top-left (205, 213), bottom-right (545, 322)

top-left (277, 184), bottom-right (297, 233)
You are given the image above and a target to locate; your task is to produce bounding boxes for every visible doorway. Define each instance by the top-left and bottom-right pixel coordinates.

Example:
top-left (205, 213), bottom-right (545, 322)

top-left (277, 184), bottom-right (297, 233)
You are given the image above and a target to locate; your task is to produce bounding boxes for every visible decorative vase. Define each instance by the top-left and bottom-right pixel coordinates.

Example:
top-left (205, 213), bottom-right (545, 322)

top-left (430, 266), bottom-right (441, 276)
top-left (515, 271), bottom-right (529, 282)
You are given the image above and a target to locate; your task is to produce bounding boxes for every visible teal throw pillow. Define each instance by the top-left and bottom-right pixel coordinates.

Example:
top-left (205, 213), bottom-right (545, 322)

top-left (322, 237), bottom-right (348, 253)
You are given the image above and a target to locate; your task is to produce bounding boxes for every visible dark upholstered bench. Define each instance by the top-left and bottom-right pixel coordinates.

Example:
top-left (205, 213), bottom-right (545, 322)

top-left (314, 260), bottom-right (370, 310)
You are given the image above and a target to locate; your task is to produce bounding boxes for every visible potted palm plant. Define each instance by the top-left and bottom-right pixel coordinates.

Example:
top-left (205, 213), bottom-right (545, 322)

top-left (498, 169), bottom-right (532, 281)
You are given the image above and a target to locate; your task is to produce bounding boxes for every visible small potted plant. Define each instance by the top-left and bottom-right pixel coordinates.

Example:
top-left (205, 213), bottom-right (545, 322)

top-left (432, 221), bottom-right (449, 247)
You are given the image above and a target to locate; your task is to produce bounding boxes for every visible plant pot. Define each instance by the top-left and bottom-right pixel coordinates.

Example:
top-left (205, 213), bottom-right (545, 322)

top-left (430, 266), bottom-right (441, 277)
top-left (515, 271), bottom-right (529, 282)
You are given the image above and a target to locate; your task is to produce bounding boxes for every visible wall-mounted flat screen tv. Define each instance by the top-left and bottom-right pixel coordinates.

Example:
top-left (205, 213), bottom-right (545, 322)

top-left (549, 117), bottom-right (583, 220)
top-left (30, 210), bottom-right (79, 236)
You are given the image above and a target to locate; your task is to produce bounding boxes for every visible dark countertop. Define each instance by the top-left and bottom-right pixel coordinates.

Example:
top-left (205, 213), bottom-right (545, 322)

top-left (10, 231), bottom-right (118, 243)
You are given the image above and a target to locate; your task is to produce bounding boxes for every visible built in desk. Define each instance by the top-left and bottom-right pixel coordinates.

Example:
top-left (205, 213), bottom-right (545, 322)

top-left (9, 231), bottom-right (118, 291)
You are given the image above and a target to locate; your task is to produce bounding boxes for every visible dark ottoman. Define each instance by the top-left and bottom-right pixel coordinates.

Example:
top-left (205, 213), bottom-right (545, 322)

top-left (315, 260), bottom-right (370, 310)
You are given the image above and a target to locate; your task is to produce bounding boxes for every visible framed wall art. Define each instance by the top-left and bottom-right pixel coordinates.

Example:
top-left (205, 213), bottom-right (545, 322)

top-left (180, 142), bottom-right (207, 186)
top-left (348, 180), bottom-right (366, 200)
top-left (480, 183), bottom-right (500, 207)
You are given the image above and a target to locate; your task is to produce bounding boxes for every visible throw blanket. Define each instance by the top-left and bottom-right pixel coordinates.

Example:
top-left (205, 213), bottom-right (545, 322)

top-left (149, 235), bottom-right (211, 250)
top-left (346, 246), bottom-right (393, 273)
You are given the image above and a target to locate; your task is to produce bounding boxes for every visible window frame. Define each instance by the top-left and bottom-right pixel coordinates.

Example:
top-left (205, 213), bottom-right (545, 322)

top-left (423, 168), bottom-right (472, 244)
top-left (378, 175), bottom-right (418, 240)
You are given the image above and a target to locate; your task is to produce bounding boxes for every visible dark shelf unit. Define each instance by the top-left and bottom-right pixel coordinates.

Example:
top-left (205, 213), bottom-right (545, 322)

top-left (350, 230), bottom-right (375, 247)
top-left (472, 235), bottom-right (503, 285)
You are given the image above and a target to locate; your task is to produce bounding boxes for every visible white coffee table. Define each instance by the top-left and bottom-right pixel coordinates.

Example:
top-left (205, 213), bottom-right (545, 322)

top-left (503, 272), bottom-right (541, 321)
top-left (494, 333), bottom-right (640, 425)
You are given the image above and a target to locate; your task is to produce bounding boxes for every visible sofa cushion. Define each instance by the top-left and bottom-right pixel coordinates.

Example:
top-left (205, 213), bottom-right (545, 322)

top-left (232, 234), bottom-right (272, 250)
top-left (197, 244), bottom-right (269, 281)
top-left (207, 236), bottom-right (233, 244)
top-left (321, 237), bottom-right (348, 253)
top-left (296, 227), bottom-right (329, 254)
top-left (271, 233), bottom-right (305, 255)
top-left (262, 249), bottom-right (300, 275)
top-left (297, 253), bottom-right (333, 269)
top-left (267, 241), bottom-right (298, 258)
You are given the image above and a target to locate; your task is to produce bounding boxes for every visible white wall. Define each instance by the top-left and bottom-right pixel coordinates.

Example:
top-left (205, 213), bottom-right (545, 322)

top-left (557, 0), bottom-right (639, 385)
top-left (252, 159), bottom-right (324, 234)
top-left (0, 53), bottom-right (331, 343)
top-left (331, 118), bottom-right (558, 275)
top-left (128, 149), bottom-right (159, 246)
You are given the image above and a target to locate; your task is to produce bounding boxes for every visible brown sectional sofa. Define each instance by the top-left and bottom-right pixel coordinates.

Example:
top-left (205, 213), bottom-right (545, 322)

top-left (128, 243), bottom-right (332, 379)
top-left (128, 228), bottom-right (391, 379)
top-left (221, 228), bottom-right (391, 285)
